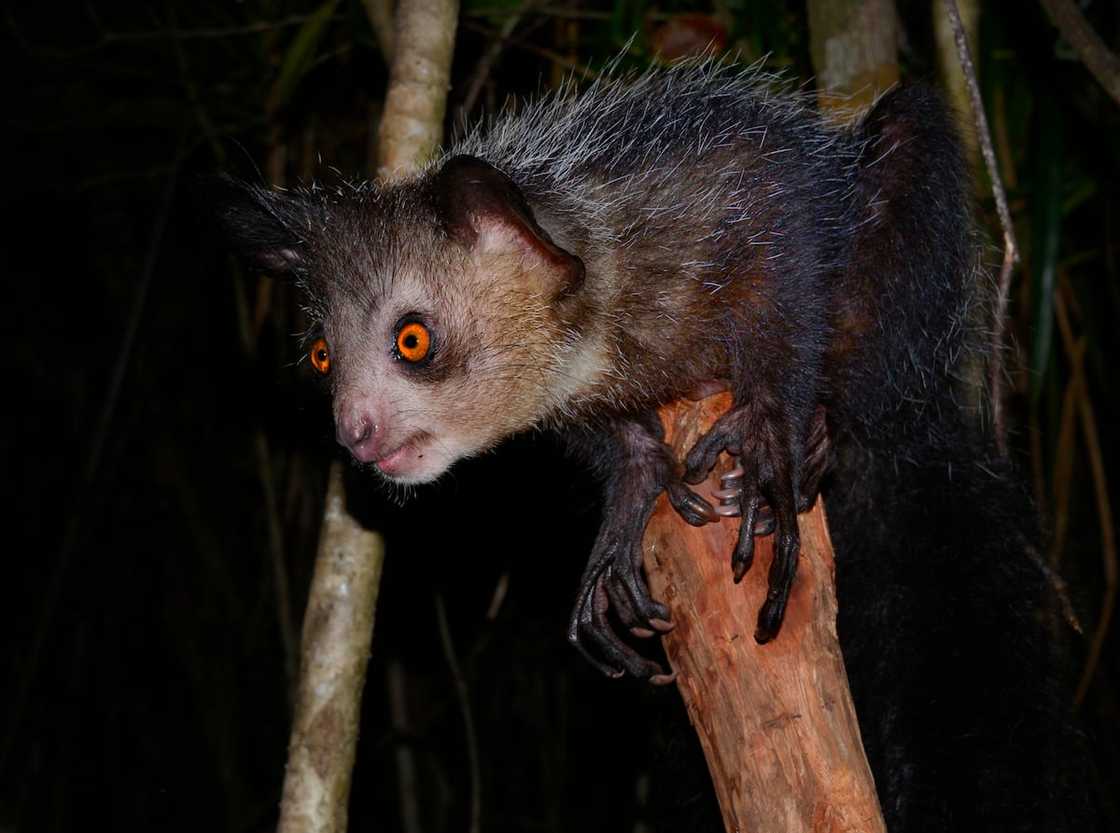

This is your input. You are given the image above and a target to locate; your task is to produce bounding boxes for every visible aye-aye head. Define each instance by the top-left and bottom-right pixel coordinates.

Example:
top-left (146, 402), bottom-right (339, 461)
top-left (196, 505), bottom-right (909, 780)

top-left (215, 155), bottom-right (587, 484)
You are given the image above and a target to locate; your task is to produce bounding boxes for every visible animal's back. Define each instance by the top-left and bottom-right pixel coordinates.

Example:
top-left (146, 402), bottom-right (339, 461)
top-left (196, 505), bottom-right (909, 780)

top-left (451, 62), bottom-right (862, 414)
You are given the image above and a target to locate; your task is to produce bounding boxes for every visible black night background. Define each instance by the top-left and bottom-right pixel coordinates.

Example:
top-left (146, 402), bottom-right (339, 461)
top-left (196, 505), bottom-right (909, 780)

top-left (3, 2), bottom-right (1119, 831)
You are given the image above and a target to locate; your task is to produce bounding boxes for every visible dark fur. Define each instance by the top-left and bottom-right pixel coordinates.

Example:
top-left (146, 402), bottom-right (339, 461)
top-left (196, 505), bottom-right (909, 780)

top-left (214, 66), bottom-right (1093, 831)
top-left (824, 87), bottom-right (1093, 832)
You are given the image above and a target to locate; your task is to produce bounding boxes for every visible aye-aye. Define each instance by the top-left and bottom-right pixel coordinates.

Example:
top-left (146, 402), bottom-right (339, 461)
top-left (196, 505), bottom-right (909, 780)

top-left (216, 63), bottom-right (1094, 832)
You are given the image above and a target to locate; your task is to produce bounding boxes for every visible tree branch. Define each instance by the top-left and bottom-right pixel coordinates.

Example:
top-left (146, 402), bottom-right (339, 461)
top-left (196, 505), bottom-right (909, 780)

top-left (376, 0), bottom-right (460, 179)
top-left (277, 464), bottom-right (385, 833)
top-left (644, 396), bottom-right (886, 833)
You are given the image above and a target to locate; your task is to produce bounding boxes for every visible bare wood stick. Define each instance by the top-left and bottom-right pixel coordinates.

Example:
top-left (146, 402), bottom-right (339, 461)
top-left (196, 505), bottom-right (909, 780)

top-left (940, 0), bottom-right (1019, 454)
top-left (644, 395), bottom-right (885, 833)
top-left (278, 463), bottom-right (385, 833)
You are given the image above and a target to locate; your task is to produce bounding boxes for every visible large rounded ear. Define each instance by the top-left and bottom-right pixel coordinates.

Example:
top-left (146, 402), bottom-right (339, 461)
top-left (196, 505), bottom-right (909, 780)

top-left (434, 155), bottom-right (584, 297)
top-left (207, 175), bottom-right (309, 277)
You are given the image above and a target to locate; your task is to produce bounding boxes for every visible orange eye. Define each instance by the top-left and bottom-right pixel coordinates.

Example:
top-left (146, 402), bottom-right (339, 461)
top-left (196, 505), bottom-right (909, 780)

top-left (309, 337), bottom-right (331, 376)
top-left (396, 321), bottom-right (431, 363)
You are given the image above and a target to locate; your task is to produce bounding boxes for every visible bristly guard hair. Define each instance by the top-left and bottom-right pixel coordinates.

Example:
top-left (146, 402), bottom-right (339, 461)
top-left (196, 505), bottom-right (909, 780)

top-left (448, 57), bottom-right (865, 258)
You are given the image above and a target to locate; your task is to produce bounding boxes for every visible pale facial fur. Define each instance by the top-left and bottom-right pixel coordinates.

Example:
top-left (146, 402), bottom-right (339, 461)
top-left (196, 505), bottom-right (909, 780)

top-left (320, 208), bottom-right (601, 485)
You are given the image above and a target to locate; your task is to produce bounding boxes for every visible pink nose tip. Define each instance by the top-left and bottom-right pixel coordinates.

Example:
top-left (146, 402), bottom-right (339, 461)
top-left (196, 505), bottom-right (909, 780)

top-left (336, 410), bottom-right (382, 463)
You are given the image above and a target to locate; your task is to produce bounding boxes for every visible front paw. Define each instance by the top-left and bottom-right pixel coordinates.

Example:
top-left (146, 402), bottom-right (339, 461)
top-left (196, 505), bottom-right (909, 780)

top-left (682, 403), bottom-right (804, 643)
top-left (708, 406), bottom-right (829, 520)
top-left (567, 531), bottom-right (676, 685)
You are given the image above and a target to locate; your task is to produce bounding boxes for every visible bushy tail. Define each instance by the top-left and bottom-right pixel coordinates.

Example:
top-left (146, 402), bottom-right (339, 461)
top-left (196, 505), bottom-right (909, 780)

top-left (829, 85), bottom-right (986, 449)
top-left (825, 86), bottom-right (1097, 833)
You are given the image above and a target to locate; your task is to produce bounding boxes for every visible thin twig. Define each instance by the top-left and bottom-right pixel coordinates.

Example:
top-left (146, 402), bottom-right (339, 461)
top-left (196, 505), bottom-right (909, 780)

top-left (1053, 291), bottom-right (1117, 705)
top-left (460, 20), bottom-right (596, 80)
top-left (435, 593), bottom-right (482, 833)
top-left (1026, 544), bottom-right (1083, 635)
top-left (459, 0), bottom-right (538, 118)
top-left (0, 145), bottom-right (182, 776)
top-left (229, 124), bottom-right (297, 701)
top-left (5, 8), bottom-right (326, 59)
top-left (95, 14), bottom-right (327, 42)
top-left (387, 661), bottom-right (423, 833)
top-left (465, 4), bottom-right (611, 20)
top-left (1049, 347), bottom-right (1080, 569)
top-left (940, 0), bottom-right (1019, 454)
top-left (1039, 0), bottom-right (1120, 107)
top-left (255, 431), bottom-right (298, 704)
top-left (168, 8), bottom-right (226, 167)
top-left (485, 572), bottom-right (510, 621)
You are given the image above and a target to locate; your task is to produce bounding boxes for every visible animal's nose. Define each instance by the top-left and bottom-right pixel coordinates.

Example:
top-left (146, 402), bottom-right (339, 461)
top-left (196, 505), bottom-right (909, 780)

top-left (336, 406), bottom-right (382, 463)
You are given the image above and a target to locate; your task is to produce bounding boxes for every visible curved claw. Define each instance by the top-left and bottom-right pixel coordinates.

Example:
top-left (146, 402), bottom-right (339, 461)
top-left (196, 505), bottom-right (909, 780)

top-left (567, 575), bottom-right (668, 680)
top-left (603, 567), bottom-right (642, 631)
top-left (612, 538), bottom-right (673, 627)
top-left (755, 530), bottom-right (800, 643)
top-left (602, 561), bottom-right (674, 637)
top-left (567, 579), bottom-right (625, 677)
top-left (754, 471), bottom-right (802, 643)
top-left (732, 485), bottom-right (761, 583)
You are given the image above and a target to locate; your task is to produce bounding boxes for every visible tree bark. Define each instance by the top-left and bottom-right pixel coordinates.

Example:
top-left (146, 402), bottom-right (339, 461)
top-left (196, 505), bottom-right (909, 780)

top-left (278, 464), bottom-right (385, 833)
top-left (376, 0), bottom-right (460, 179)
top-left (807, 0), bottom-right (899, 117)
top-left (644, 396), bottom-right (885, 833)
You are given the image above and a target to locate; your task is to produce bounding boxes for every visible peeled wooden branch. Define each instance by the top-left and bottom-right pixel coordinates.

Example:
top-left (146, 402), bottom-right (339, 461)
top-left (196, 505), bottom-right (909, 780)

top-left (644, 395), bottom-right (885, 833)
